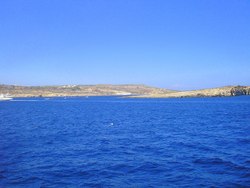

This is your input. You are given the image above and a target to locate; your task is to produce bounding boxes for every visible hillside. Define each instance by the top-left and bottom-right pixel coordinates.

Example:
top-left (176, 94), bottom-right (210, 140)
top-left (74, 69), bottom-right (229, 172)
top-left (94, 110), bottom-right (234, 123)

top-left (1, 84), bottom-right (249, 98)
top-left (0, 84), bottom-right (175, 97)
top-left (135, 86), bottom-right (250, 98)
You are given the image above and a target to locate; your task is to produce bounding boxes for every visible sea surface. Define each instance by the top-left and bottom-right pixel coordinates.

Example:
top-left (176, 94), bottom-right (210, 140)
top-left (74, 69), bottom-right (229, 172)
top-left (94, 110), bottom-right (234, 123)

top-left (0, 96), bottom-right (250, 187)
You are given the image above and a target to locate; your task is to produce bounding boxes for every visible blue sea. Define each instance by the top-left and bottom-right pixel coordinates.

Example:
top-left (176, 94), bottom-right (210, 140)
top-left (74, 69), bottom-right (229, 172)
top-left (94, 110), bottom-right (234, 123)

top-left (0, 96), bottom-right (250, 187)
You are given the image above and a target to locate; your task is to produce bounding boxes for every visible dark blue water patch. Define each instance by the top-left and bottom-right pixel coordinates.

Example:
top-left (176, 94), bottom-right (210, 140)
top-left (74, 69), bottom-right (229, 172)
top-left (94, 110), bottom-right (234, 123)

top-left (0, 96), bottom-right (250, 187)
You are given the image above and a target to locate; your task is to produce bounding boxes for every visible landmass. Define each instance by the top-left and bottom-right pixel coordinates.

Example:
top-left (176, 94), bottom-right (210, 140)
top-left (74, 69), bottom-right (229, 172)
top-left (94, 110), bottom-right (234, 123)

top-left (134, 85), bottom-right (250, 98)
top-left (0, 84), bottom-right (249, 98)
top-left (0, 84), bottom-right (174, 97)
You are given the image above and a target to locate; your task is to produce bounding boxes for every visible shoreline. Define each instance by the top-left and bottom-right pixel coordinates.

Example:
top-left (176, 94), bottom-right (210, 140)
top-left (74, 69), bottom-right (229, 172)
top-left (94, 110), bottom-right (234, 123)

top-left (1, 84), bottom-right (250, 99)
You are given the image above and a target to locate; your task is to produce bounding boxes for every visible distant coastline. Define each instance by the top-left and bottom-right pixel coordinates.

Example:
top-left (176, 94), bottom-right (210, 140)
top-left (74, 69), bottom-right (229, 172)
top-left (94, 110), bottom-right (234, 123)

top-left (0, 84), bottom-right (249, 98)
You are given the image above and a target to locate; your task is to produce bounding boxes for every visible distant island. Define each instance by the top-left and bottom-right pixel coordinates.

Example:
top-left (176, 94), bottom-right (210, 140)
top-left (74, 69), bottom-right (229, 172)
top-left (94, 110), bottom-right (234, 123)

top-left (0, 84), bottom-right (249, 98)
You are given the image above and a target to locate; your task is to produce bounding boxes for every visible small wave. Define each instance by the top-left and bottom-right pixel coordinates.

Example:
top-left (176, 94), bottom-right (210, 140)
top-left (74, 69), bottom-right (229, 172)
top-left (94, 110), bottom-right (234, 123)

top-left (238, 138), bottom-right (250, 144)
top-left (129, 161), bottom-right (163, 174)
top-left (194, 157), bottom-right (233, 166)
top-left (108, 163), bottom-right (133, 172)
top-left (194, 157), bottom-right (249, 171)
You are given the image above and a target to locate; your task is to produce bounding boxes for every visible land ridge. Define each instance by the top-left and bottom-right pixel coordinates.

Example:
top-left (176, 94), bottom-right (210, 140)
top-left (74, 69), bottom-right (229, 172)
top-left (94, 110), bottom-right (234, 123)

top-left (0, 84), bottom-right (249, 98)
top-left (134, 85), bottom-right (250, 98)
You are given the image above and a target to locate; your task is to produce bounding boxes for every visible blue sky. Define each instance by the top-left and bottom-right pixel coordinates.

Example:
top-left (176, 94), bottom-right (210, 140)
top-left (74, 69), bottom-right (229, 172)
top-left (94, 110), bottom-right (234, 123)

top-left (0, 0), bottom-right (249, 90)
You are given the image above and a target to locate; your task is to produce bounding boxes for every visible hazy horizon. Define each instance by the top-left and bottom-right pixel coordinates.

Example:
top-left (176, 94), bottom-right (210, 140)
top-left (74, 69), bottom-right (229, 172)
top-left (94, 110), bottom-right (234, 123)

top-left (1, 0), bottom-right (250, 90)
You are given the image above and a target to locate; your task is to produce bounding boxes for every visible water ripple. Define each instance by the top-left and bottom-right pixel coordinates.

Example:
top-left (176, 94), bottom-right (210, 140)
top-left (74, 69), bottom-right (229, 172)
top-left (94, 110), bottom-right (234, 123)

top-left (0, 96), bottom-right (250, 187)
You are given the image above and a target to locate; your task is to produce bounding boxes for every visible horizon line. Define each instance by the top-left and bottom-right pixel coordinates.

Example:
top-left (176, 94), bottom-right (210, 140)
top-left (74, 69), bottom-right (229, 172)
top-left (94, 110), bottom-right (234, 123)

top-left (1, 83), bottom-right (249, 92)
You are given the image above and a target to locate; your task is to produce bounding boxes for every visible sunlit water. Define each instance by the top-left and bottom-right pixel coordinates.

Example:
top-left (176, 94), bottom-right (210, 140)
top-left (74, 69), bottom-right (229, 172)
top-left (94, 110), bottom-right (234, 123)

top-left (0, 96), bottom-right (250, 187)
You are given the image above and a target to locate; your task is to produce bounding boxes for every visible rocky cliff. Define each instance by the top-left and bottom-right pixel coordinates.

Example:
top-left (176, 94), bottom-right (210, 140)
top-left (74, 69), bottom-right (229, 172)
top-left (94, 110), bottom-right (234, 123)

top-left (230, 86), bottom-right (250, 96)
top-left (135, 86), bottom-right (250, 98)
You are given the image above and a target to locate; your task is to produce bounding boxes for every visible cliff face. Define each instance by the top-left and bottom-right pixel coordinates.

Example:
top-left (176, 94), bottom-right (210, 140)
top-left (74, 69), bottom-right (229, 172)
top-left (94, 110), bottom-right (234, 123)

top-left (230, 86), bottom-right (250, 96)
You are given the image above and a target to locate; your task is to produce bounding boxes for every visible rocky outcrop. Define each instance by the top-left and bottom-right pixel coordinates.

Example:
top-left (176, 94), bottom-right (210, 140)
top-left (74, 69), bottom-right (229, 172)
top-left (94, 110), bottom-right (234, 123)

top-left (230, 86), bottom-right (250, 96)
top-left (133, 85), bottom-right (250, 98)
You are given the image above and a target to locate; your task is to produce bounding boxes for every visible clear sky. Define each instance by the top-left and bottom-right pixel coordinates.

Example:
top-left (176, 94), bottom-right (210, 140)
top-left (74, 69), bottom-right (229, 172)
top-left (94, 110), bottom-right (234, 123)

top-left (0, 0), bottom-right (249, 90)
